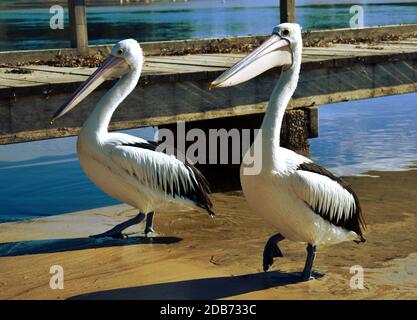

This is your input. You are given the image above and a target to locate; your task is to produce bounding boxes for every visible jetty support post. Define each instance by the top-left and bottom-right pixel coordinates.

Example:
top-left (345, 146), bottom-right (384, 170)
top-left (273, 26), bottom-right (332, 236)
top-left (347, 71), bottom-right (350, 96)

top-left (280, 0), bottom-right (296, 23)
top-left (68, 0), bottom-right (89, 55)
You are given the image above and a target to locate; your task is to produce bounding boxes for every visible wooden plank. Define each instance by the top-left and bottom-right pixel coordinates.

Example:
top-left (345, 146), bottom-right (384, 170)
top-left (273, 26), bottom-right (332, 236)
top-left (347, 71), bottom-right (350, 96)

top-left (146, 55), bottom-right (238, 68)
top-left (17, 65), bottom-right (94, 76)
top-left (142, 66), bottom-right (214, 83)
top-left (302, 50), bottom-right (355, 57)
top-left (142, 64), bottom-right (192, 75)
top-left (154, 53), bottom-right (243, 61)
top-left (304, 46), bottom-right (404, 56)
top-left (189, 54), bottom-right (243, 65)
top-left (144, 61), bottom-right (224, 73)
top-left (371, 44), bottom-right (417, 52)
top-left (306, 46), bottom-right (385, 53)
top-left (0, 68), bottom-right (87, 84)
top-left (380, 42), bottom-right (417, 47)
top-left (302, 55), bottom-right (337, 62)
top-left (333, 43), bottom-right (417, 52)
top-left (187, 53), bottom-right (244, 60)
top-left (0, 76), bottom-right (45, 87)
top-left (141, 66), bottom-right (171, 75)
top-left (382, 40), bottom-right (417, 45)
top-left (204, 53), bottom-right (246, 59)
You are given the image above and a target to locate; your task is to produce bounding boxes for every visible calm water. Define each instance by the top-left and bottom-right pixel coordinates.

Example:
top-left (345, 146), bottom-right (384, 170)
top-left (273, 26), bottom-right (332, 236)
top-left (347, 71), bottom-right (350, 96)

top-left (1, 93), bottom-right (417, 222)
top-left (310, 93), bottom-right (417, 176)
top-left (1, 0), bottom-right (417, 51)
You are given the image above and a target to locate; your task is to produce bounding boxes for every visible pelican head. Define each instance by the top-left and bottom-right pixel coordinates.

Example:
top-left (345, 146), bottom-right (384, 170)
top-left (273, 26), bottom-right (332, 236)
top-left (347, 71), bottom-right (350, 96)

top-left (210, 23), bottom-right (302, 89)
top-left (51, 39), bottom-right (143, 123)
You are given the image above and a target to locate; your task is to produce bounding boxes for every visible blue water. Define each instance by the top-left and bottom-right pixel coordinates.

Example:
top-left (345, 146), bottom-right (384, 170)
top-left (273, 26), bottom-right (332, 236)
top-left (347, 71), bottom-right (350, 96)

top-left (310, 93), bottom-right (417, 176)
top-left (1, 0), bottom-right (417, 51)
top-left (0, 127), bottom-right (156, 223)
top-left (1, 93), bottom-right (417, 223)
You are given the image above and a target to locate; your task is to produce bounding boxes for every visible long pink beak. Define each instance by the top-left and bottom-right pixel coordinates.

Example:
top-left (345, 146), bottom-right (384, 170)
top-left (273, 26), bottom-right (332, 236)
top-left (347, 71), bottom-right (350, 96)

top-left (210, 34), bottom-right (292, 88)
top-left (51, 55), bottom-right (128, 123)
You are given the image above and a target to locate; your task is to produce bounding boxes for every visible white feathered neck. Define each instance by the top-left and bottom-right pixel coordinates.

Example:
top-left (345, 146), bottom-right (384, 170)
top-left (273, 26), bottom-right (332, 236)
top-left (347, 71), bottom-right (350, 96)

top-left (82, 66), bottom-right (142, 139)
top-left (260, 45), bottom-right (302, 164)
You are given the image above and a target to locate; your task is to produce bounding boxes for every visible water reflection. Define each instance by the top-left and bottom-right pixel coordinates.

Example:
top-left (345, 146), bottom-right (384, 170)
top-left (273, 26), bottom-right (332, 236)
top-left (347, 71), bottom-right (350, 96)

top-left (0, 127), bottom-right (156, 222)
top-left (310, 92), bottom-right (417, 176)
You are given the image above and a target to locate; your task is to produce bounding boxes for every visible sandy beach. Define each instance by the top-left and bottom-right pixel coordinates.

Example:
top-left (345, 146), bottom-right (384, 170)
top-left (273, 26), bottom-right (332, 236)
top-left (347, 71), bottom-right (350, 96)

top-left (1, 166), bottom-right (417, 300)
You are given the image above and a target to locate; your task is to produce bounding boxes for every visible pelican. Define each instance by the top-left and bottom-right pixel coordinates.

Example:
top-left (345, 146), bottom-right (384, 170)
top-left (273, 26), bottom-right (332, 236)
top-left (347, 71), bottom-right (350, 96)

top-left (51, 39), bottom-right (214, 238)
top-left (210, 23), bottom-right (365, 280)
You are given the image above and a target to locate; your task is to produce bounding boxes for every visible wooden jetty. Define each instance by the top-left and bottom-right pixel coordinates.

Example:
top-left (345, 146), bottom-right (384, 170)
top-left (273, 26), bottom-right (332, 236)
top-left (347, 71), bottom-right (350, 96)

top-left (1, 24), bottom-right (417, 148)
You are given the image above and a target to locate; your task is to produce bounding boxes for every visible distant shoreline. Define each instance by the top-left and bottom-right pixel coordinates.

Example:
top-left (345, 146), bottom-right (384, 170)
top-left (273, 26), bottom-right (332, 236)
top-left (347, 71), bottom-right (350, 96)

top-left (0, 0), bottom-right (171, 10)
top-left (1, 1), bottom-right (416, 10)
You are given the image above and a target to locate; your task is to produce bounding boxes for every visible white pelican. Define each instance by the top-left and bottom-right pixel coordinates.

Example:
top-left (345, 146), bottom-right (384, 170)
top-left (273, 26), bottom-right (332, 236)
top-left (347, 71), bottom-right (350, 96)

top-left (210, 23), bottom-right (365, 280)
top-left (51, 39), bottom-right (214, 238)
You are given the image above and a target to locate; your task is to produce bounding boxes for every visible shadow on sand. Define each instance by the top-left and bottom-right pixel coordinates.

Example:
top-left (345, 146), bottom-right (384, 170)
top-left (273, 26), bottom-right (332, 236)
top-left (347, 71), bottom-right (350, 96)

top-left (69, 271), bottom-right (323, 300)
top-left (0, 236), bottom-right (182, 257)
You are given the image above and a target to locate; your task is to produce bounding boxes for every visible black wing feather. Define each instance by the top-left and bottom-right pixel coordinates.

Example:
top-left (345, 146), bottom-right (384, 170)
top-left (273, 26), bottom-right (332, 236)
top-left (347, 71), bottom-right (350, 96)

top-left (122, 141), bottom-right (214, 216)
top-left (297, 162), bottom-right (366, 242)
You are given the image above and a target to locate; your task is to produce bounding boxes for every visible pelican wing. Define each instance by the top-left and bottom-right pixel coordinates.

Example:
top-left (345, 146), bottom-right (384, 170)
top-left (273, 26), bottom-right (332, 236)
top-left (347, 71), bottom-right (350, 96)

top-left (291, 162), bottom-right (365, 240)
top-left (110, 141), bottom-right (214, 216)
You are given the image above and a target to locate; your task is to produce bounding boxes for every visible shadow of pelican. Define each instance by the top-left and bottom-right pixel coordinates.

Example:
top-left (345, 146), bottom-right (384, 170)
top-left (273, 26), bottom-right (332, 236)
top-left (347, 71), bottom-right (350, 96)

top-left (0, 236), bottom-right (182, 257)
top-left (69, 271), bottom-right (323, 300)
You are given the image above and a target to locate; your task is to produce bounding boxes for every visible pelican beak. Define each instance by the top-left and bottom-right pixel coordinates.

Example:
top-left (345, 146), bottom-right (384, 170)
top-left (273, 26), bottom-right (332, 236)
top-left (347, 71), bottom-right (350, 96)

top-left (210, 34), bottom-right (292, 89)
top-left (51, 55), bottom-right (130, 123)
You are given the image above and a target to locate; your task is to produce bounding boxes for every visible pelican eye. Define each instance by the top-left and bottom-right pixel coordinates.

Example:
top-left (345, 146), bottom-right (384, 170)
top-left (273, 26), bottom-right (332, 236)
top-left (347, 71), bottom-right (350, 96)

top-left (282, 29), bottom-right (290, 37)
top-left (118, 49), bottom-right (124, 55)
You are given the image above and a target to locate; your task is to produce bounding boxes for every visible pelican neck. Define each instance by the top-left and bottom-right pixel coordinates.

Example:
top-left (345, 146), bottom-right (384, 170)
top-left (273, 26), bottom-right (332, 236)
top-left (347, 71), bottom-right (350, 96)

top-left (260, 62), bottom-right (301, 160)
top-left (83, 68), bottom-right (141, 138)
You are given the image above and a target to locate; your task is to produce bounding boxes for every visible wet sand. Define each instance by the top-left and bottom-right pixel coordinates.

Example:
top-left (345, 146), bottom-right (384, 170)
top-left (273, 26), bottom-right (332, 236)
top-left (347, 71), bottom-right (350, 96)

top-left (1, 167), bottom-right (417, 300)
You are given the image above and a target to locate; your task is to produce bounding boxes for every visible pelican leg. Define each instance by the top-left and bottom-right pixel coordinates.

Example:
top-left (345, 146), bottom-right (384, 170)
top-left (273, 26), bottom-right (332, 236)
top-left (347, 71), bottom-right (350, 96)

top-left (90, 212), bottom-right (146, 239)
top-left (301, 244), bottom-right (316, 281)
top-left (263, 233), bottom-right (285, 272)
top-left (144, 211), bottom-right (158, 236)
